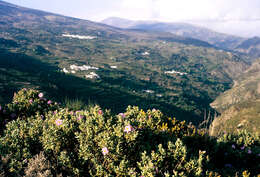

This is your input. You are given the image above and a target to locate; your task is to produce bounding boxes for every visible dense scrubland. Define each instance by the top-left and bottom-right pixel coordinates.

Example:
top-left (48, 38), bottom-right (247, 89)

top-left (0, 89), bottom-right (259, 176)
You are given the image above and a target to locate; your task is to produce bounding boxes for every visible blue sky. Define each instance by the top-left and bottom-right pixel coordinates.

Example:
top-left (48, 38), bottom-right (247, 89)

top-left (3, 0), bottom-right (260, 37)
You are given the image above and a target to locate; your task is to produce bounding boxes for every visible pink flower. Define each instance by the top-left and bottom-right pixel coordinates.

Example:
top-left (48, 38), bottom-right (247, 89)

top-left (232, 144), bottom-right (236, 149)
top-left (124, 125), bottom-right (133, 133)
top-left (38, 93), bottom-right (44, 98)
top-left (119, 113), bottom-right (125, 118)
top-left (240, 146), bottom-right (245, 150)
top-left (55, 119), bottom-right (62, 126)
top-left (10, 113), bottom-right (16, 118)
top-left (47, 100), bottom-right (52, 104)
top-left (102, 147), bottom-right (109, 155)
top-left (0, 105), bottom-right (2, 111)
top-left (248, 149), bottom-right (252, 154)
top-left (29, 99), bottom-right (33, 104)
top-left (98, 110), bottom-right (103, 115)
top-left (77, 115), bottom-right (84, 121)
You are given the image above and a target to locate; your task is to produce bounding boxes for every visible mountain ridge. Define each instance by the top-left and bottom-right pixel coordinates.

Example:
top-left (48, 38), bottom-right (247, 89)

top-left (102, 17), bottom-right (245, 50)
top-left (235, 36), bottom-right (260, 59)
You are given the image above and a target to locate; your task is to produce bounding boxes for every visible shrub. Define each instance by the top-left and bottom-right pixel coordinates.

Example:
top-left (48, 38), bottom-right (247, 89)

top-left (24, 151), bottom-right (53, 177)
top-left (0, 89), bottom-right (260, 176)
top-left (0, 116), bottom-right (44, 175)
top-left (0, 88), bottom-right (58, 133)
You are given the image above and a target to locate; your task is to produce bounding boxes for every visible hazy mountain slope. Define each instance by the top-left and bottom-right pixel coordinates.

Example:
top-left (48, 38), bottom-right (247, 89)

top-left (102, 17), bottom-right (244, 49)
top-left (210, 59), bottom-right (260, 135)
top-left (0, 1), bottom-right (250, 123)
top-left (235, 36), bottom-right (260, 59)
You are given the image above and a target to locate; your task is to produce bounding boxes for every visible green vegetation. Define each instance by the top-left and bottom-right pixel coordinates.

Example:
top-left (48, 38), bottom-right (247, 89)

top-left (0, 89), bottom-right (260, 176)
top-left (0, 1), bottom-right (250, 124)
top-left (0, 48), bottom-right (198, 123)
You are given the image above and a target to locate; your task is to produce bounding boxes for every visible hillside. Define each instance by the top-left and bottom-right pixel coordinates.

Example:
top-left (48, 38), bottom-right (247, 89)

top-left (0, 1), bottom-right (250, 123)
top-left (210, 59), bottom-right (260, 135)
top-left (102, 17), bottom-right (244, 50)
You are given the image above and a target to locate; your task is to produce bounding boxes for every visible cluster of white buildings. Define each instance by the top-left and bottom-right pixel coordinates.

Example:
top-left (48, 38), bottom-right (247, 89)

top-left (62, 34), bottom-right (97, 40)
top-left (62, 64), bottom-right (98, 74)
top-left (164, 70), bottom-right (187, 75)
top-left (62, 64), bottom-right (100, 79)
top-left (70, 64), bottom-right (98, 71)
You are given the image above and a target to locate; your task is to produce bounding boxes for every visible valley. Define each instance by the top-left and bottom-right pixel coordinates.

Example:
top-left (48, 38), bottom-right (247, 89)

top-left (0, 1), bottom-right (251, 124)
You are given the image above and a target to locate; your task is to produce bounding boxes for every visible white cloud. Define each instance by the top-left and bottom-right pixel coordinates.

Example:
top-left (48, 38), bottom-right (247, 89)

top-left (116, 0), bottom-right (260, 22)
top-left (105, 0), bottom-right (260, 37)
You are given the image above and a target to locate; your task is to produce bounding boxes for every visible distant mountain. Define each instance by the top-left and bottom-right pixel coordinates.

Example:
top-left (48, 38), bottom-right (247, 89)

top-left (235, 36), bottom-right (260, 59)
top-left (0, 1), bottom-right (250, 123)
top-left (210, 59), bottom-right (260, 135)
top-left (102, 17), bottom-right (244, 49)
top-left (101, 17), bottom-right (138, 28)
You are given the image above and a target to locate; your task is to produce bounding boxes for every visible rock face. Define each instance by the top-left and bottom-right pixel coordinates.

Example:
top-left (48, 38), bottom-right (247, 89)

top-left (210, 59), bottom-right (260, 136)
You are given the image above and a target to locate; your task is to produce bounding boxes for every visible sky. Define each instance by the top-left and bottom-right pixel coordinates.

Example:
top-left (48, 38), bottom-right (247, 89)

top-left (3, 0), bottom-right (260, 37)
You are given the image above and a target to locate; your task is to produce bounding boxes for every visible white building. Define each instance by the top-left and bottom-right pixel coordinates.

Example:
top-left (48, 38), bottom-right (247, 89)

top-left (85, 72), bottom-right (100, 79)
top-left (110, 65), bottom-right (117, 69)
top-left (165, 70), bottom-right (187, 75)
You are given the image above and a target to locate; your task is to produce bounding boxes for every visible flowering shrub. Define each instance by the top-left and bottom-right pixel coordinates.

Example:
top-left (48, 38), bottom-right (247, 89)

top-left (0, 88), bottom-right (58, 133)
top-left (0, 89), bottom-right (260, 176)
top-left (0, 116), bottom-right (44, 174)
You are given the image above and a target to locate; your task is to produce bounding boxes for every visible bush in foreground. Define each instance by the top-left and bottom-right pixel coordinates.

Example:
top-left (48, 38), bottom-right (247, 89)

top-left (0, 89), bottom-right (259, 176)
